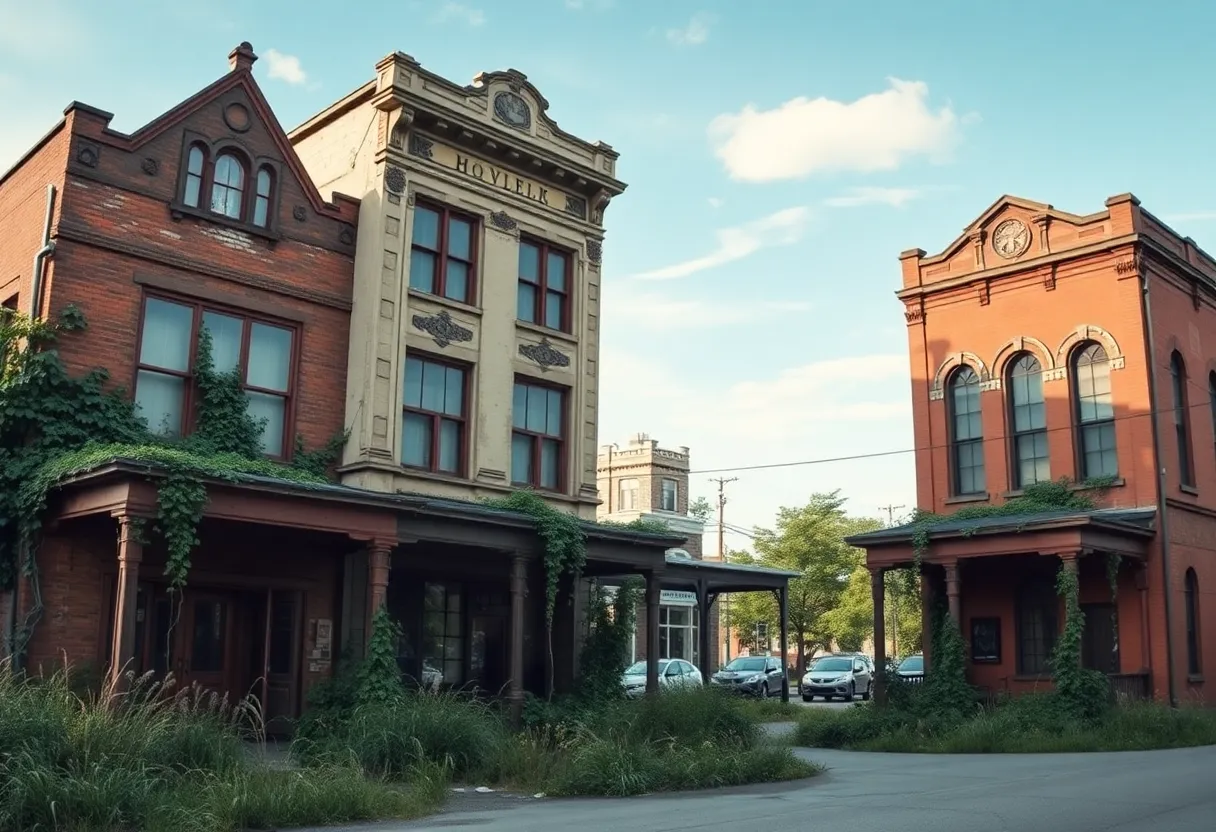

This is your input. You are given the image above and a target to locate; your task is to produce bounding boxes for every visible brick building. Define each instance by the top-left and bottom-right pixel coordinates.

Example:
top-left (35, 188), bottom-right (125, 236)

top-left (1, 44), bottom-right (794, 718)
top-left (850, 194), bottom-right (1215, 705)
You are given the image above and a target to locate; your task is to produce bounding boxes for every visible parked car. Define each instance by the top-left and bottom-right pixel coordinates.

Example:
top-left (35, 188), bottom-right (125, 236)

top-left (895, 653), bottom-right (924, 683)
top-left (709, 655), bottom-right (786, 698)
top-left (621, 658), bottom-right (703, 698)
top-left (800, 653), bottom-right (873, 701)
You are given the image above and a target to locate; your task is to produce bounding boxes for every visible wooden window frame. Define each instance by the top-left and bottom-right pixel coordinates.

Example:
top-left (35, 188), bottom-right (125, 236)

top-left (1170, 350), bottom-right (1195, 488)
top-left (400, 352), bottom-right (471, 477)
top-left (1015, 577), bottom-right (1057, 675)
top-left (1185, 568), bottom-right (1202, 676)
top-left (510, 376), bottom-right (568, 493)
top-left (132, 292), bottom-right (299, 460)
top-left (173, 135), bottom-right (282, 239)
top-left (517, 237), bottom-right (572, 333)
top-left (1072, 342), bottom-right (1118, 480)
top-left (409, 200), bottom-right (479, 305)
top-left (947, 366), bottom-right (986, 496)
top-left (660, 478), bottom-right (679, 512)
top-left (969, 616), bottom-right (1002, 664)
top-left (1007, 352), bottom-right (1050, 489)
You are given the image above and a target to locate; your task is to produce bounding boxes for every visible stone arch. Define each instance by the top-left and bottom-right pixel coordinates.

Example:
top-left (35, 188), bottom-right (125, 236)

top-left (929, 351), bottom-right (991, 401)
top-left (993, 335), bottom-right (1057, 380)
top-left (1057, 325), bottom-right (1126, 370)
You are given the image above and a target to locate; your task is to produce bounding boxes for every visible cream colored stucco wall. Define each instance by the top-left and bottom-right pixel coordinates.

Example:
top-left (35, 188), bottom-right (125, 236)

top-left (291, 54), bottom-right (624, 520)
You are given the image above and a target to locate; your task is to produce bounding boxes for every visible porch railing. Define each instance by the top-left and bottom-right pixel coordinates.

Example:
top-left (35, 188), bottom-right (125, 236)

top-left (1108, 672), bottom-right (1151, 703)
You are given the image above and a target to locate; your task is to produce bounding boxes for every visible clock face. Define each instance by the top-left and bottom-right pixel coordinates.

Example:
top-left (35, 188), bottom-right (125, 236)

top-left (992, 219), bottom-right (1031, 260)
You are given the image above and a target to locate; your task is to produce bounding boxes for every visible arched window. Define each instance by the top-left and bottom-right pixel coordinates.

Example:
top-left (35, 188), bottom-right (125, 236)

top-left (1073, 342), bottom-right (1117, 479)
top-left (183, 144), bottom-right (206, 208)
top-left (948, 366), bottom-right (985, 496)
top-left (253, 166), bottom-right (273, 227)
top-left (1008, 353), bottom-right (1049, 488)
top-left (1185, 568), bottom-right (1201, 675)
top-left (1170, 351), bottom-right (1194, 487)
top-left (210, 152), bottom-right (246, 220)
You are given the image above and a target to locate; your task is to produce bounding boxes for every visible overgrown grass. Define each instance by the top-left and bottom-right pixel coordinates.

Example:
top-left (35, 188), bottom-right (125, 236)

top-left (296, 685), bottom-right (820, 798)
top-left (734, 696), bottom-right (806, 723)
top-left (0, 661), bottom-right (443, 831)
top-left (795, 692), bottom-right (1216, 753)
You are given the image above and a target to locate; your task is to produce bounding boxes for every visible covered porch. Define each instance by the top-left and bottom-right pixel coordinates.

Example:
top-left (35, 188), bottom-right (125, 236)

top-left (847, 507), bottom-right (1157, 702)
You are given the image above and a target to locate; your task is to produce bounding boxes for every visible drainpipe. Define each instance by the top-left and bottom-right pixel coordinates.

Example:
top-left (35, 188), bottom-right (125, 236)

top-left (1139, 259), bottom-right (1177, 707)
top-left (30, 184), bottom-right (57, 319)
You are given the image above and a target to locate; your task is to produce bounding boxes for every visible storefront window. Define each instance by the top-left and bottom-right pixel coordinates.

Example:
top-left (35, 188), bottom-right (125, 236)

top-left (422, 582), bottom-right (463, 686)
top-left (659, 605), bottom-right (700, 666)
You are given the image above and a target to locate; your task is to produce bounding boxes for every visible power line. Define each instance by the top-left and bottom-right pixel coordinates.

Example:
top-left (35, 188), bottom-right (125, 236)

top-left (879, 504), bottom-right (907, 526)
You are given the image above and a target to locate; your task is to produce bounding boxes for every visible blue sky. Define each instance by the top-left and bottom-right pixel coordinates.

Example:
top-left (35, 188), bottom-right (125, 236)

top-left (5, 0), bottom-right (1216, 551)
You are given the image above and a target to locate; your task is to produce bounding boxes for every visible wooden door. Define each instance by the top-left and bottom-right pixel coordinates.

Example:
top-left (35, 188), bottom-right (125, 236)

top-left (182, 592), bottom-right (236, 694)
top-left (1081, 602), bottom-right (1119, 673)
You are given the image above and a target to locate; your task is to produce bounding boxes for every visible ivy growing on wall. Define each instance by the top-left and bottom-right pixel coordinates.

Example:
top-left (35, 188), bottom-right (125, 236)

top-left (0, 307), bottom-right (346, 663)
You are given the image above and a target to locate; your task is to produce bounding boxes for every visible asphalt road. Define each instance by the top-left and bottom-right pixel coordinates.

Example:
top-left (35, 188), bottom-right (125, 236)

top-left (302, 735), bottom-right (1216, 832)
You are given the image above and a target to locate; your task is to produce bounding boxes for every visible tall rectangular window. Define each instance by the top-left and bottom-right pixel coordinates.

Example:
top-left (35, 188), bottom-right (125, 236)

top-left (661, 478), bottom-right (679, 512)
top-left (948, 367), bottom-right (985, 495)
top-left (422, 583), bottom-right (463, 686)
top-left (133, 296), bottom-right (295, 456)
top-left (619, 478), bottom-right (638, 511)
top-left (517, 239), bottom-right (570, 332)
top-left (409, 202), bottom-right (477, 304)
top-left (511, 380), bottom-right (565, 490)
top-left (1170, 351), bottom-right (1195, 488)
top-left (401, 355), bottom-right (466, 475)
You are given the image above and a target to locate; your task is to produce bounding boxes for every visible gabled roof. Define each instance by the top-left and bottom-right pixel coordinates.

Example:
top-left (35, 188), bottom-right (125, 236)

top-left (846, 506), bottom-right (1157, 547)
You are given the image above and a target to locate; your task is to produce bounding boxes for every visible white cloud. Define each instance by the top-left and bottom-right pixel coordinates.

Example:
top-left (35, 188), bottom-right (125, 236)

top-left (667, 12), bottom-right (714, 45)
top-left (709, 78), bottom-right (964, 183)
top-left (707, 197), bottom-right (724, 209)
top-left (264, 49), bottom-right (307, 85)
top-left (1163, 211), bottom-right (1216, 222)
top-left (825, 187), bottom-right (921, 208)
top-left (601, 286), bottom-right (811, 330)
top-left (433, 1), bottom-right (486, 25)
top-left (631, 206), bottom-right (811, 280)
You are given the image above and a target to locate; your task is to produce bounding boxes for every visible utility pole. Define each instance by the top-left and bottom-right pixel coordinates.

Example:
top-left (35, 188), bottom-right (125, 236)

top-left (878, 503), bottom-right (906, 527)
top-left (877, 504), bottom-right (905, 659)
top-left (711, 477), bottom-right (738, 662)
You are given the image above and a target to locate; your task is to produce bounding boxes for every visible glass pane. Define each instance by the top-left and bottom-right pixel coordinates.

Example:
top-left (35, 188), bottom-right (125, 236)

top-left (404, 357), bottom-right (423, 408)
top-left (201, 311), bottom-right (243, 373)
top-left (424, 584), bottom-right (445, 611)
top-left (191, 601), bottom-right (226, 673)
top-left (140, 298), bottom-right (193, 371)
top-left (247, 323), bottom-right (292, 391)
top-left (546, 252), bottom-right (567, 291)
top-left (443, 366), bottom-right (464, 416)
top-left (512, 383), bottom-right (528, 429)
top-left (421, 360), bottom-right (446, 412)
top-left (517, 282), bottom-right (537, 323)
top-left (410, 249), bottom-right (436, 293)
top-left (540, 438), bottom-right (560, 489)
top-left (546, 388), bottom-right (563, 436)
top-left (187, 146), bottom-right (204, 175)
top-left (511, 433), bottom-right (533, 484)
top-left (245, 391), bottom-right (285, 455)
top-left (135, 370), bottom-right (185, 436)
top-left (184, 174), bottom-right (201, 208)
top-left (544, 291), bottom-right (563, 330)
top-left (448, 218), bottom-right (472, 260)
top-left (438, 418), bottom-right (461, 473)
top-left (257, 169), bottom-right (272, 197)
top-left (519, 242), bottom-right (540, 283)
top-left (403, 412), bottom-right (433, 467)
top-left (253, 195), bottom-right (269, 227)
top-left (268, 591), bottom-right (296, 675)
top-left (525, 386), bottom-right (548, 432)
top-left (412, 206), bottom-right (440, 249)
top-left (445, 260), bottom-right (469, 303)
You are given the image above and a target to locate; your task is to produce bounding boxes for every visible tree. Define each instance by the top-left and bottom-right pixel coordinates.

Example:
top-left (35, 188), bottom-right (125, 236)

top-left (823, 566), bottom-right (922, 656)
top-left (719, 549), bottom-right (777, 659)
top-left (748, 492), bottom-right (882, 673)
top-left (688, 496), bottom-right (714, 523)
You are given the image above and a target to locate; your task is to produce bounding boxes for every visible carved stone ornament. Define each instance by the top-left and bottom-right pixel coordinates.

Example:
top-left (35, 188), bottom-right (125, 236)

top-left (412, 310), bottom-right (473, 349)
top-left (904, 307), bottom-right (924, 324)
top-left (140, 157), bottom-right (159, 176)
top-left (992, 219), bottom-right (1031, 260)
top-left (489, 211), bottom-right (518, 232)
top-left (564, 194), bottom-right (587, 220)
top-left (384, 165), bottom-right (407, 195)
top-left (76, 143), bottom-right (99, 168)
top-left (292, 205), bottom-right (307, 222)
top-left (408, 133), bottom-right (434, 160)
top-left (493, 91), bottom-right (532, 130)
top-left (223, 102), bottom-right (252, 133)
top-left (339, 226), bottom-right (355, 246)
top-left (519, 337), bottom-right (570, 372)
top-left (586, 240), bottom-right (602, 264)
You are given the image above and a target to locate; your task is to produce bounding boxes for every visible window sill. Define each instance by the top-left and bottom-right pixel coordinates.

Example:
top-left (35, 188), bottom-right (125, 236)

top-left (407, 288), bottom-right (482, 316)
top-left (1187, 674), bottom-right (1205, 685)
top-left (510, 481), bottom-right (569, 500)
top-left (399, 466), bottom-right (471, 487)
top-left (516, 319), bottom-right (577, 345)
top-left (170, 202), bottom-right (281, 243)
top-left (1071, 477), bottom-right (1125, 491)
top-left (1012, 674), bottom-right (1052, 682)
top-left (945, 493), bottom-right (989, 505)
top-left (1179, 484), bottom-right (1199, 496)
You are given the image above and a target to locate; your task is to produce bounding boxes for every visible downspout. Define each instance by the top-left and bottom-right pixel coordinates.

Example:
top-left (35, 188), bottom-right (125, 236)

top-left (30, 184), bottom-right (57, 319)
top-left (1138, 258), bottom-right (1178, 707)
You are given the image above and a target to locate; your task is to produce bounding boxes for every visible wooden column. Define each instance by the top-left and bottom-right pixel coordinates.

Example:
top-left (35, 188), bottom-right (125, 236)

top-left (365, 541), bottom-right (393, 640)
top-left (108, 514), bottom-right (144, 689)
top-left (696, 580), bottom-right (714, 681)
top-left (870, 566), bottom-right (887, 704)
top-left (920, 566), bottom-right (934, 674)
top-left (944, 560), bottom-right (961, 624)
top-left (645, 571), bottom-right (661, 695)
top-left (777, 585), bottom-right (790, 703)
top-left (508, 555), bottom-right (527, 727)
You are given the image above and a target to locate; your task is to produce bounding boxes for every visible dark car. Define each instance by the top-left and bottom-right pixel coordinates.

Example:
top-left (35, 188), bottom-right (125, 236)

top-left (709, 655), bottom-right (785, 698)
top-left (895, 654), bottom-right (924, 683)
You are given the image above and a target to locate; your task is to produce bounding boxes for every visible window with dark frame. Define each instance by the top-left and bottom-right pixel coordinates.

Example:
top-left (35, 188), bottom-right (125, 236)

top-left (660, 478), bottom-right (678, 512)
top-left (1073, 342), bottom-right (1117, 479)
top-left (180, 142), bottom-right (277, 230)
top-left (517, 238), bottom-right (571, 332)
top-left (422, 582), bottom-right (463, 685)
top-left (134, 295), bottom-right (295, 457)
top-left (1185, 568), bottom-right (1201, 676)
top-left (510, 380), bottom-right (565, 491)
top-left (948, 366), bottom-right (985, 495)
top-left (970, 617), bottom-right (1002, 663)
top-left (1170, 350), bottom-right (1195, 487)
top-left (619, 477), bottom-right (638, 511)
top-left (401, 354), bottom-right (466, 476)
top-left (1016, 578), bottom-right (1057, 675)
top-left (1008, 353), bottom-right (1049, 488)
top-left (409, 202), bottom-right (477, 304)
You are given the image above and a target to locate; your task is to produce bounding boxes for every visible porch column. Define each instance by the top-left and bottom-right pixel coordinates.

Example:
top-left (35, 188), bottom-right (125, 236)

top-left (777, 585), bottom-right (790, 703)
top-left (920, 566), bottom-right (934, 674)
top-left (696, 580), bottom-right (714, 680)
top-left (645, 571), bottom-right (661, 695)
top-left (870, 566), bottom-right (887, 704)
top-left (944, 560), bottom-right (961, 624)
top-left (507, 555), bottom-right (527, 727)
top-left (365, 540), bottom-right (393, 639)
top-left (108, 514), bottom-right (144, 689)
top-left (1136, 563), bottom-right (1152, 672)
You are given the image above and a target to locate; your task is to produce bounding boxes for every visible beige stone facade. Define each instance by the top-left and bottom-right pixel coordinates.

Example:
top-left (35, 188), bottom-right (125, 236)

top-left (290, 52), bottom-right (625, 519)
top-left (596, 433), bottom-right (703, 556)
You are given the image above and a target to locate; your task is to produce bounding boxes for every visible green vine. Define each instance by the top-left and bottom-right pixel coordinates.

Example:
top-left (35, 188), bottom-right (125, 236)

top-left (1051, 560), bottom-right (1110, 721)
top-left (1, 307), bottom-right (347, 662)
top-left (576, 576), bottom-right (644, 702)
